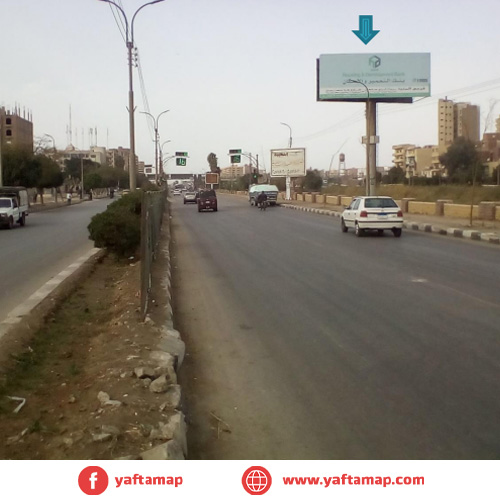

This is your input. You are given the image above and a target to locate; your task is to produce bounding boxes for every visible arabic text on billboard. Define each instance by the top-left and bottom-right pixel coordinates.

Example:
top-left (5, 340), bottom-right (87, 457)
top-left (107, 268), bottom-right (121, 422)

top-left (271, 149), bottom-right (306, 177)
top-left (318, 53), bottom-right (431, 100)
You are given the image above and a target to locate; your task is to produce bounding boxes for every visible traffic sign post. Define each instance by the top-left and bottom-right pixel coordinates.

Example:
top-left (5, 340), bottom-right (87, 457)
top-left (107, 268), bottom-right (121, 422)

top-left (229, 149), bottom-right (242, 164)
top-left (175, 152), bottom-right (188, 167)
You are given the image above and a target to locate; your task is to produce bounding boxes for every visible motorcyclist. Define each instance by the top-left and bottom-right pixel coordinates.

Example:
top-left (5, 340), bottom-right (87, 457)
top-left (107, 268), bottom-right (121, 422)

top-left (256, 191), bottom-right (268, 208)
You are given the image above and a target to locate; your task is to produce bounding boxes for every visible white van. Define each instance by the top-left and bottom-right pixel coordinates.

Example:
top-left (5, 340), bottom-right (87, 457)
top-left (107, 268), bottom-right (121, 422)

top-left (248, 184), bottom-right (279, 206)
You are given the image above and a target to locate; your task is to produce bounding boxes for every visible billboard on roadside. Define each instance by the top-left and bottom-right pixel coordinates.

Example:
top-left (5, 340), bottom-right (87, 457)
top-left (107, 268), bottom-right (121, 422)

top-left (205, 173), bottom-right (219, 185)
top-left (270, 148), bottom-right (306, 177)
top-left (317, 53), bottom-right (431, 103)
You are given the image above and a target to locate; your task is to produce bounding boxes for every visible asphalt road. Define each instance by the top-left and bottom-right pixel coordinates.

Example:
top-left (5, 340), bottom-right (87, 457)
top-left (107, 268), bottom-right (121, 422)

top-left (173, 193), bottom-right (500, 459)
top-left (0, 199), bottom-right (111, 322)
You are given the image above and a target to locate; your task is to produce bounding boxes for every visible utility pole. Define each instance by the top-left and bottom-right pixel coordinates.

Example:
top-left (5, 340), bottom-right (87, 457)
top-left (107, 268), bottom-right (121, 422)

top-left (98, 0), bottom-right (165, 191)
top-left (0, 111), bottom-right (3, 187)
top-left (81, 157), bottom-right (84, 200)
top-left (280, 122), bottom-right (293, 200)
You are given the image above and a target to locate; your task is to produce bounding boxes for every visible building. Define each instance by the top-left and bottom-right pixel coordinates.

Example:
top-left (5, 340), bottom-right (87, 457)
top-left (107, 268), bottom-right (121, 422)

top-left (0, 106), bottom-right (34, 151)
top-left (107, 147), bottom-right (137, 172)
top-left (220, 165), bottom-right (243, 179)
top-left (220, 163), bottom-right (253, 180)
top-left (438, 98), bottom-right (480, 150)
top-left (392, 144), bottom-right (415, 169)
top-left (406, 145), bottom-right (433, 176)
top-left (53, 145), bottom-right (108, 171)
top-left (481, 132), bottom-right (500, 177)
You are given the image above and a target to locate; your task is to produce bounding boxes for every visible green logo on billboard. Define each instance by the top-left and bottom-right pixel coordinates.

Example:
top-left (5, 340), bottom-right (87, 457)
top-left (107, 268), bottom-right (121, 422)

top-left (369, 55), bottom-right (381, 69)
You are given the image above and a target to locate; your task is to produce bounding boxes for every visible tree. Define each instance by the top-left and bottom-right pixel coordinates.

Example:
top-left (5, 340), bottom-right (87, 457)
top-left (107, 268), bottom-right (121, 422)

top-left (1, 145), bottom-right (41, 187)
top-left (35, 155), bottom-right (64, 203)
top-left (207, 152), bottom-right (220, 173)
top-left (439, 137), bottom-right (484, 184)
top-left (386, 166), bottom-right (405, 184)
top-left (301, 169), bottom-right (323, 191)
top-left (115, 156), bottom-right (125, 170)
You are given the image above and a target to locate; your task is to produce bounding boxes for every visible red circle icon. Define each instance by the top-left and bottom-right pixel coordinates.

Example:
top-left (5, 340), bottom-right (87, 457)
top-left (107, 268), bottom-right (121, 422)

top-left (78, 466), bottom-right (109, 495)
top-left (242, 466), bottom-right (272, 495)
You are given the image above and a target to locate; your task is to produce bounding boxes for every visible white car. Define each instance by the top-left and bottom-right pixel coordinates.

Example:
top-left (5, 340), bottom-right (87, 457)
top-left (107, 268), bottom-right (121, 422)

top-left (183, 191), bottom-right (197, 204)
top-left (173, 188), bottom-right (181, 196)
top-left (341, 196), bottom-right (403, 237)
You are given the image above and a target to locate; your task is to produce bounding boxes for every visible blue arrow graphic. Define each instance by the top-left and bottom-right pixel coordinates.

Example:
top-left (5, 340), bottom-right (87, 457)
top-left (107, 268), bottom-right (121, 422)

top-left (352, 15), bottom-right (380, 45)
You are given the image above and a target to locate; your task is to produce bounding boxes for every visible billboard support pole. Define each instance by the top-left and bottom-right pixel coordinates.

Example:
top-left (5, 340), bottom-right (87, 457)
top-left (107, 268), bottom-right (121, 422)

top-left (286, 176), bottom-right (291, 200)
top-left (365, 100), bottom-right (370, 195)
top-left (368, 100), bottom-right (377, 196)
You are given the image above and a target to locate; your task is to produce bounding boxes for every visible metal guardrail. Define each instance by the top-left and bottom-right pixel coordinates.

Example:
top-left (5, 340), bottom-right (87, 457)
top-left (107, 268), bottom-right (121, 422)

top-left (140, 189), bottom-right (168, 319)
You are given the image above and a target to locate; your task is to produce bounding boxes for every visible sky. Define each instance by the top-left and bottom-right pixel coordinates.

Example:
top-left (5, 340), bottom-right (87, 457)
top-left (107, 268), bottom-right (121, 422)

top-left (2, 0), bottom-right (500, 176)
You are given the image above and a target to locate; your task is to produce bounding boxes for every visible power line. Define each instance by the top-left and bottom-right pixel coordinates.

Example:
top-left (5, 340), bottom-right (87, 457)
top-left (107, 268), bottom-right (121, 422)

top-left (296, 77), bottom-right (500, 143)
top-left (107, 3), bottom-right (126, 44)
top-left (135, 46), bottom-right (155, 141)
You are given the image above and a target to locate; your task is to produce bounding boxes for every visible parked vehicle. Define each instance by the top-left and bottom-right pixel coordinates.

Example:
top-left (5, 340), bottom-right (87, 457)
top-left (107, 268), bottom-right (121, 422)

top-left (0, 186), bottom-right (29, 229)
top-left (173, 188), bottom-right (182, 196)
top-left (183, 191), bottom-right (197, 204)
top-left (341, 196), bottom-right (403, 237)
top-left (249, 184), bottom-right (279, 206)
top-left (197, 189), bottom-right (218, 212)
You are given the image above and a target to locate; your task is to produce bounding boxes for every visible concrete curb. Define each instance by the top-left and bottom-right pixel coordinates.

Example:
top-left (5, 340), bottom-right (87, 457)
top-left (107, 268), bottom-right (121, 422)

top-left (0, 248), bottom-right (103, 343)
top-left (279, 203), bottom-right (500, 245)
top-left (142, 199), bottom-right (188, 460)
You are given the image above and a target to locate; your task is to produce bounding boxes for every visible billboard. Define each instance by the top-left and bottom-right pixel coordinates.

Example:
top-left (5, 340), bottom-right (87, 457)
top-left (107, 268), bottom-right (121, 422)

top-left (317, 53), bottom-right (430, 103)
top-left (270, 148), bottom-right (306, 177)
top-left (205, 173), bottom-right (219, 185)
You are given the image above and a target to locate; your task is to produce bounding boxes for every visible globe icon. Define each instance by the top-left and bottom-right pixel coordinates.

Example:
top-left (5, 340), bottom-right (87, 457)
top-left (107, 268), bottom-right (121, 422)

top-left (245, 470), bottom-right (268, 493)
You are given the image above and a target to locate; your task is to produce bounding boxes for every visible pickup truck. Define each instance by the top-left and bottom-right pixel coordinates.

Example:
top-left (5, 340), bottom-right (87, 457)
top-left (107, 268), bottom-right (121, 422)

top-left (0, 186), bottom-right (29, 229)
top-left (249, 184), bottom-right (279, 206)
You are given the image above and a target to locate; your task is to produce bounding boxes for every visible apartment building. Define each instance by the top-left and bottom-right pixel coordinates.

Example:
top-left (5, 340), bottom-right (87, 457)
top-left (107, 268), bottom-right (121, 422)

top-left (107, 147), bottom-right (138, 172)
top-left (392, 144), bottom-right (415, 169)
top-left (406, 145), bottom-right (433, 175)
top-left (220, 164), bottom-right (253, 179)
top-left (438, 98), bottom-right (480, 149)
top-left (0, 106), bottom-right (34, 151)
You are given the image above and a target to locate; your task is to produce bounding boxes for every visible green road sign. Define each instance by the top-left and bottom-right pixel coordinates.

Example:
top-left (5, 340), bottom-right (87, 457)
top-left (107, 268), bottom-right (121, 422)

top-left (176, 158), bottom-right (187, 166)
top-left (175, 152), bottom-right (188, 157)
top-left (231, 155), bottom-right (241, 163)
top-left (229, 149), bottom-right (242, 154)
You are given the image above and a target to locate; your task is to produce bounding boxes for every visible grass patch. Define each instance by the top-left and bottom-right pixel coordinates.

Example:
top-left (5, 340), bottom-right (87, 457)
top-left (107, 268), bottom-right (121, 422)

top-left (322, 184), bottom-right (500, 204)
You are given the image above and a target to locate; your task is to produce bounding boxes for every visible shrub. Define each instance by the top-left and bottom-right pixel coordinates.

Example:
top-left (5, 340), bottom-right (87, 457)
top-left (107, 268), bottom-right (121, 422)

top-left (88, 191), bottom-right (142, 256)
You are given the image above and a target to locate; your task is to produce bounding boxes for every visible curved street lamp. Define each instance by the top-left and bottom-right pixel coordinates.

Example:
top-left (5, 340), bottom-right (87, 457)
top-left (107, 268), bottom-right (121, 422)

top-left (280, 122), bottom-right (292, 148)
top-left (98, 0), bottom-right (166, 190)
top-left (140, 109), bottom-right (169, 184)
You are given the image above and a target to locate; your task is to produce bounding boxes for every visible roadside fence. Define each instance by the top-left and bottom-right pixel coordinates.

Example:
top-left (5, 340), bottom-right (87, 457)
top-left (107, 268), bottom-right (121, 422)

top-left (140, 189), bottom-right (168, 319)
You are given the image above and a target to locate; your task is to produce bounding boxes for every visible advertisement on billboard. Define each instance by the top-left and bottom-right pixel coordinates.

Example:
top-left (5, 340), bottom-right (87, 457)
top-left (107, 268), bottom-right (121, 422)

top-left (205, 173), bottom-right (219, 185)
top-left (270, 148), bottom-right (306, 177)
top-left (317, 53), bottom-right (431, 102)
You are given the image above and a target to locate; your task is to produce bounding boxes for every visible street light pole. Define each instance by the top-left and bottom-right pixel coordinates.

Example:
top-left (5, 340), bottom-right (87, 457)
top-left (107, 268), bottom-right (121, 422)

top-left (159, 140), bottom-right (171, 180)
top-left (141, 110), bottom-right (169, 184)
top-left (98, 0), bottom-right (165, 191)
top-left (280, 122), bottom-right (293, 200)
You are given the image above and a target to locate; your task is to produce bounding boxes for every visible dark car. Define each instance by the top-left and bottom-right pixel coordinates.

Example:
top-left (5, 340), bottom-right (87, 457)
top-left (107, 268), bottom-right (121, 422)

top-left (197, 189), bottom-right (218, 212)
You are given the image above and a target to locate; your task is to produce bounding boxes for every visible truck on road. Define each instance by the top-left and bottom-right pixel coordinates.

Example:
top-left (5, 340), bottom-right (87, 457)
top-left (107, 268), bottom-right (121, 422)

top-left (0, 187), bottom-right (29, 229)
